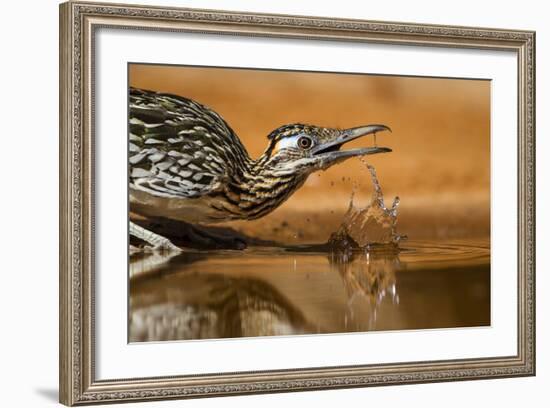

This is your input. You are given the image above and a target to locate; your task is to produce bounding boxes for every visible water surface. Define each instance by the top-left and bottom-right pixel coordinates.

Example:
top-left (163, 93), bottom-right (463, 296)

top-left (129, 239), bottom-right (490, 342)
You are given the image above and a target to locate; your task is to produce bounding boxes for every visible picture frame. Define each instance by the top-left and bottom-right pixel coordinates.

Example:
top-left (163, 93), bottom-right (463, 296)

top-left (59, 1), bottom-right (535, 405)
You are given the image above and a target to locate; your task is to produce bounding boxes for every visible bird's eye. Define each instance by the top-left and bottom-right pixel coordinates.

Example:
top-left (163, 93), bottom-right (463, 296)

top-left (297, 136), bottom-right (313, 150)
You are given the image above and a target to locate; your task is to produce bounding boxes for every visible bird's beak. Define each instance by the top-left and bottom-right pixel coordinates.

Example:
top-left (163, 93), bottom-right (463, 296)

top-left (310, 124), bottom-right (392, 169)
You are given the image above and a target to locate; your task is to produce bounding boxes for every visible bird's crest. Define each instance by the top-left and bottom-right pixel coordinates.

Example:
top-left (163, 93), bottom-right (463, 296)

top-left (267, 123), bottom-right (315, 140)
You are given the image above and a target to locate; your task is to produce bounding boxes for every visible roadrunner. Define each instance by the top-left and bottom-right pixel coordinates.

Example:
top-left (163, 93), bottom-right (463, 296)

top-left (129, 87), bottom-right (392, 251)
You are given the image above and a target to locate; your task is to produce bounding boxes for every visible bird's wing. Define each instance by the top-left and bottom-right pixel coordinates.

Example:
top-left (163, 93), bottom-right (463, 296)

top-left (129, 88), bottom-right (249, 199)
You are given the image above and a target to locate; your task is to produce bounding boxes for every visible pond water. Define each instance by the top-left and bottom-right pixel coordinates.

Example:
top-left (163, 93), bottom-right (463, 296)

top-left (129, 239), bottom-right (490, 342)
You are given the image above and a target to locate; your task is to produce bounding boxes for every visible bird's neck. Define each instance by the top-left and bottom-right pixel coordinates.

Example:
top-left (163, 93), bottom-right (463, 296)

top-left (223, 156), bottom-right (307, 221)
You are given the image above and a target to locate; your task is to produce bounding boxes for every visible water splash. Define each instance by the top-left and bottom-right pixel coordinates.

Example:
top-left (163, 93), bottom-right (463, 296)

top-left (329, 162), bottom-right (405, 252)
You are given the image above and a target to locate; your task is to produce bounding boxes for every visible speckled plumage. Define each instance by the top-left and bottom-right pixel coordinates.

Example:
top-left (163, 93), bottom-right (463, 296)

top-left (129, 88), bottom-right (248, 199)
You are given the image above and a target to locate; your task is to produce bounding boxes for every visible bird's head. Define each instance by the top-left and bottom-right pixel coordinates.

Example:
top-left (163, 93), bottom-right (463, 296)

top-left (259, 123), bottom-right (392, 178)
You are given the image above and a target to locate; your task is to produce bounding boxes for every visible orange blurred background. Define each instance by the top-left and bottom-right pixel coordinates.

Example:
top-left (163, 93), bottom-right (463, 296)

top-left (129, 64), bottom-right (490, 242)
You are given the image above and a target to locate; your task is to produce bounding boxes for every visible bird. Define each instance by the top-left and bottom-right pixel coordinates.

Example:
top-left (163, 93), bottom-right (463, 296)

top-left (129, 87), bottom-right (392, 251)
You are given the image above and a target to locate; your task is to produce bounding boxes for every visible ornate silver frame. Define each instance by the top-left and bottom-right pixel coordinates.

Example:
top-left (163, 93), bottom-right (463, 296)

top-left (59, 1), bottom-right (535, 405)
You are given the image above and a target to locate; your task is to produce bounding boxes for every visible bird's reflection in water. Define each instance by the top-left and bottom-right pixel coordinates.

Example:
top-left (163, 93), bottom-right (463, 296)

top-left (129, 244), bottom-right (401, 341)
top-left (130, 251), bottom-right (311, 341)
top-left (328, 246), bottom-right (401, 331)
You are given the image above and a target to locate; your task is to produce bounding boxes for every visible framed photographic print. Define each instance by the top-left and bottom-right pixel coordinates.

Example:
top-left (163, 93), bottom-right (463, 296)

top-left (59, 1), bottom-right (535, 405)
